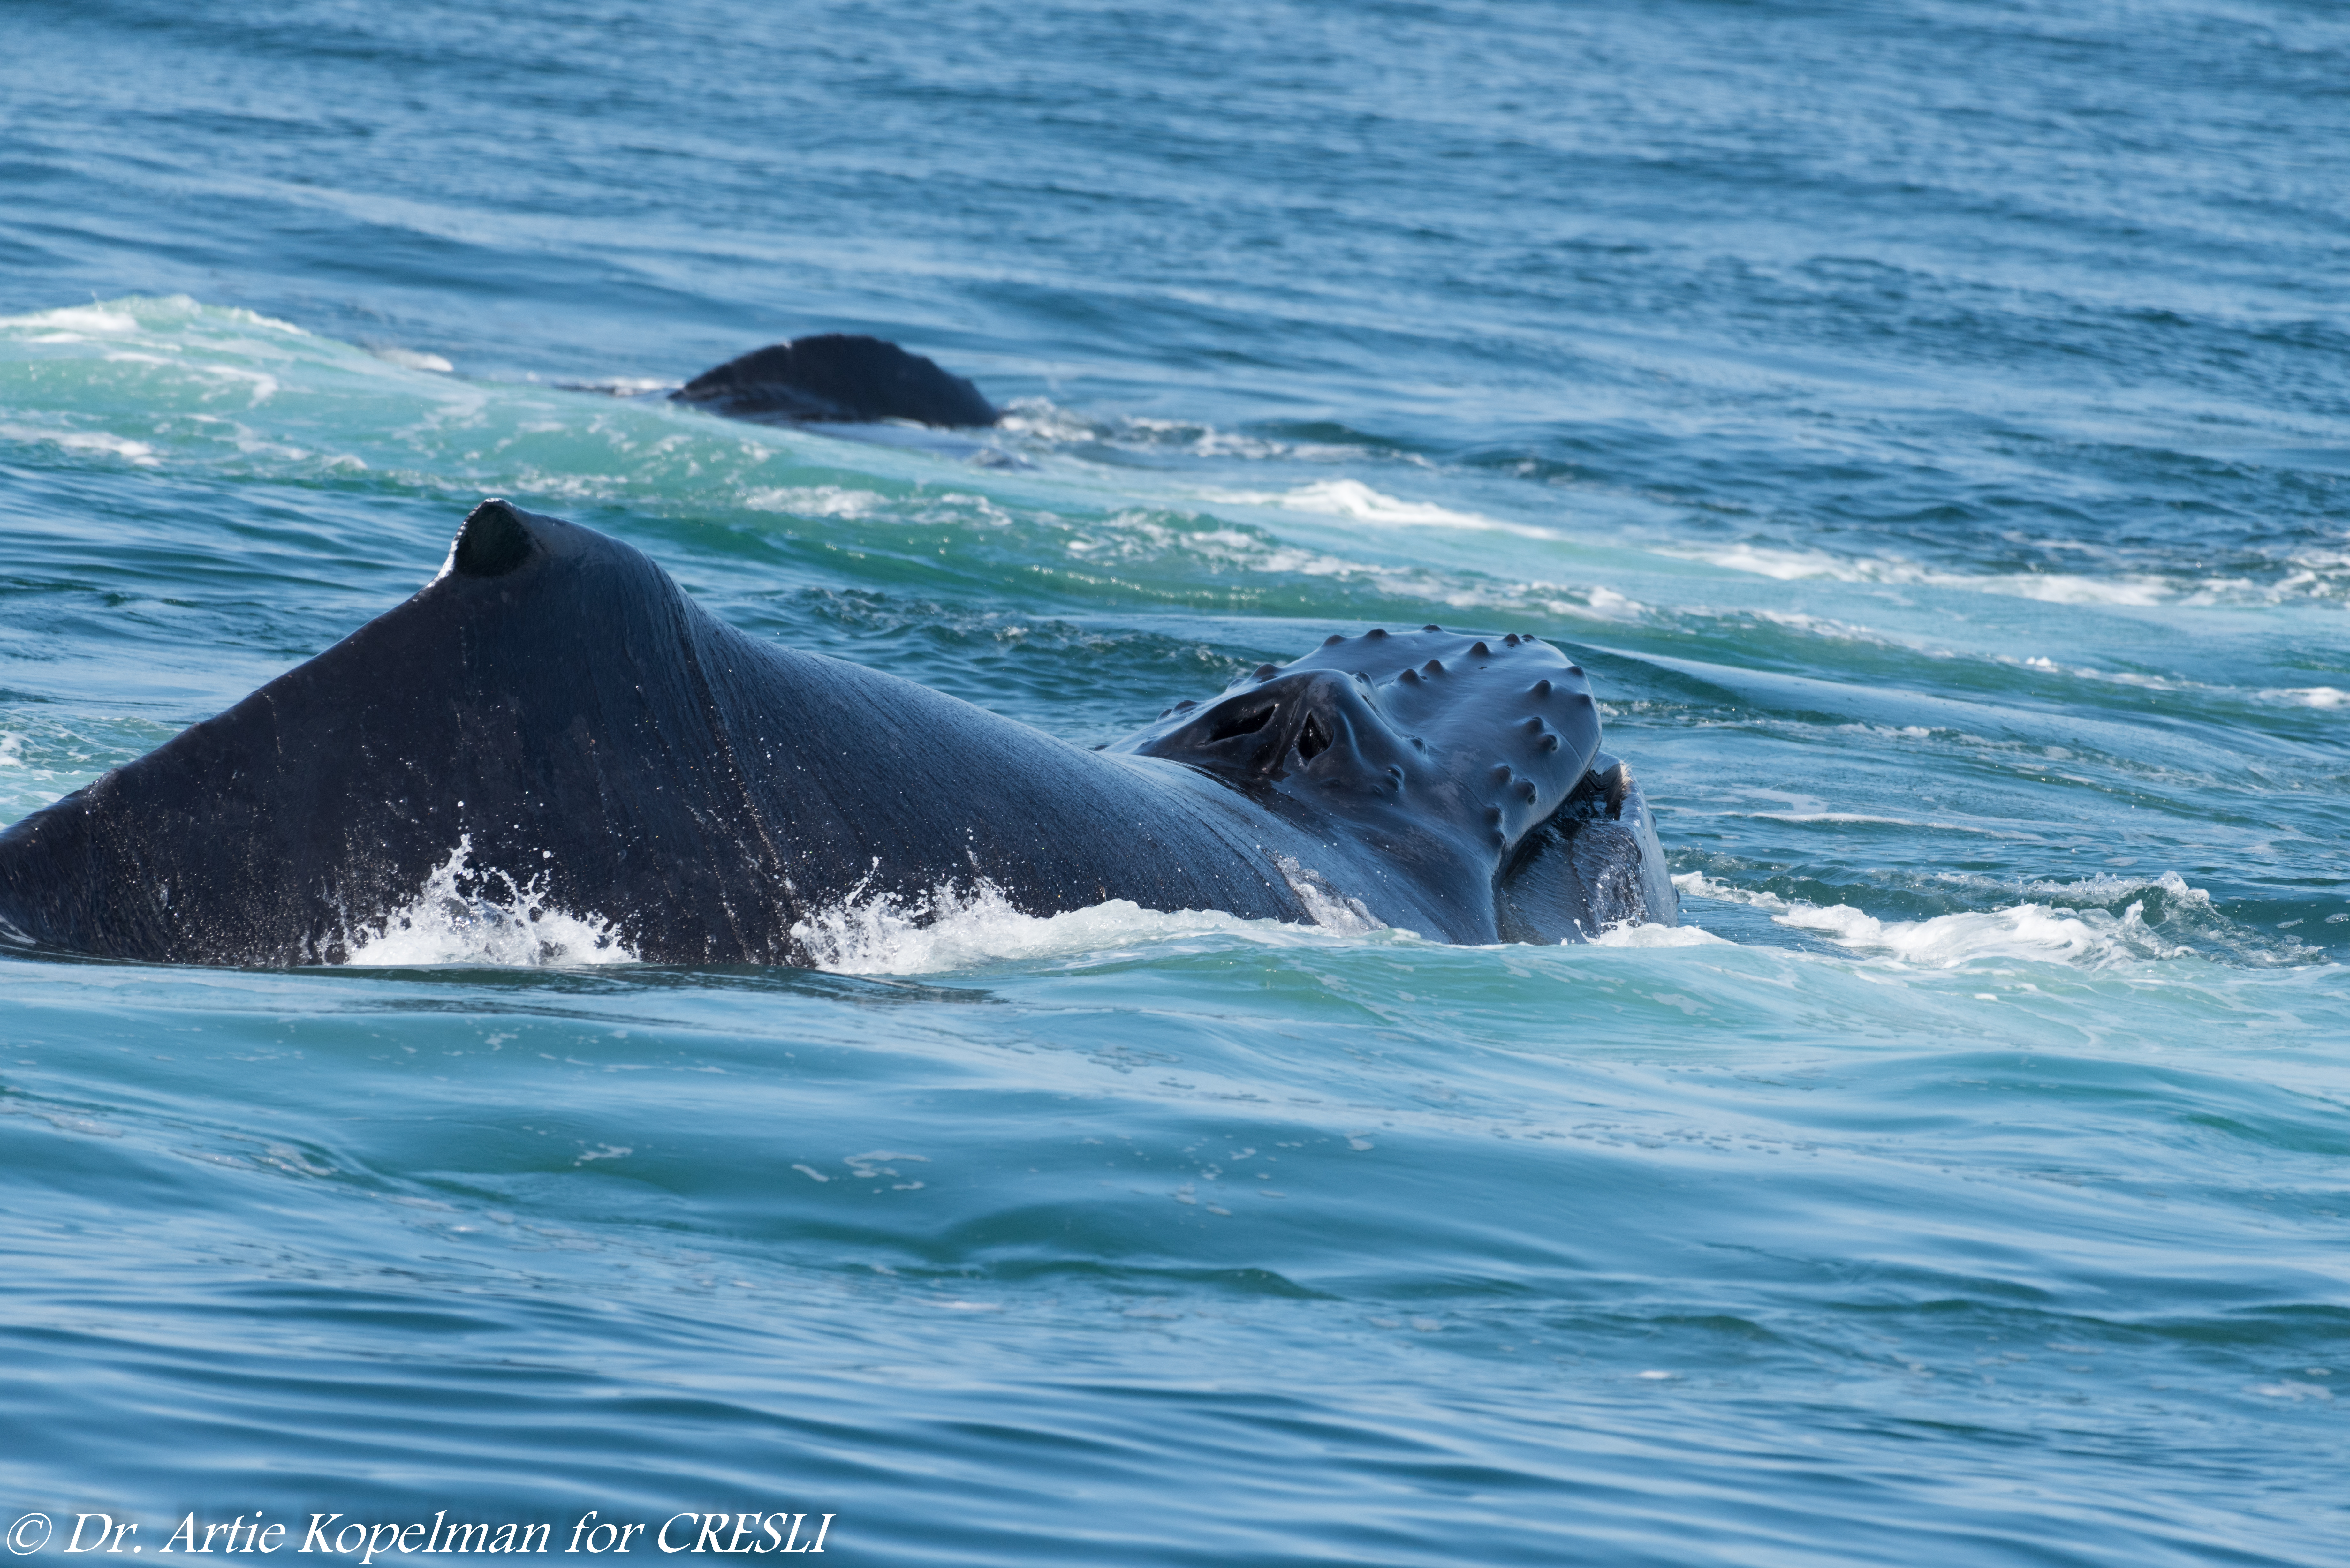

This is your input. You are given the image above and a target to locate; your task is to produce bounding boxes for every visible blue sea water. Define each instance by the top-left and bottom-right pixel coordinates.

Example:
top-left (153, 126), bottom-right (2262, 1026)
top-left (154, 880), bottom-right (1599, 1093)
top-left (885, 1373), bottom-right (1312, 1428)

top-left (2, 0), bottom-right (2346, 1562)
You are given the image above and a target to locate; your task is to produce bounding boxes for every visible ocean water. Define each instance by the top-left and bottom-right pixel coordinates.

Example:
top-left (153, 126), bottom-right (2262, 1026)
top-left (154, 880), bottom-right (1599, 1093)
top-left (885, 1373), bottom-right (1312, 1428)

top-left (2, 1), bottom-right (2346, 1563)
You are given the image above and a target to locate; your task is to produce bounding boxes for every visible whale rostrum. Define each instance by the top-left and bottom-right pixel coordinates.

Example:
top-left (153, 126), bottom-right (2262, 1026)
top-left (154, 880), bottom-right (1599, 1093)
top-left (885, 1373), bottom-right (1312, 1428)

top-left (0, 501), bottom-right (1674, 966)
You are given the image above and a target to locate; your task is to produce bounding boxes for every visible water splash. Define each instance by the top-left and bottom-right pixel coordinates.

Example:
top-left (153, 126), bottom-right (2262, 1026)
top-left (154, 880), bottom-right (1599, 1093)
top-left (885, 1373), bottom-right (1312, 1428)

top-left (1592, 921), bottom-right (1732, 949)
top-left (1273, 856), bottom-right (1386, 935)
top-left (341, 835), bottom-right (636, 968)
top-left (786, 869), bottom-right (1389, 975)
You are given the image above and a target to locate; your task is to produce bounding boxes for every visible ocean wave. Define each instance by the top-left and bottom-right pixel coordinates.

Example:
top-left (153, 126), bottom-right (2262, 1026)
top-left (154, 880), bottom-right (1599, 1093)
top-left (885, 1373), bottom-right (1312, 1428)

top-left (367, 346), bottom-right (456, 373)
top-left (1776, 899), bottom-right (2192, 967)
top-left (740, 483), bottom-right (894, 519)
top-left (1656, 539), bottom-right (2347, 607)
top-left (995, 398), bottom-right (1400, 465)
top-left (1202, 477), bottom-right (1561, 540)
top-left (1672, 870), bottom-right (2208, 969)
top-left (0, 421), bottom-right (161, 466)
top-left (2256, 685), bottom-right (2348, 710)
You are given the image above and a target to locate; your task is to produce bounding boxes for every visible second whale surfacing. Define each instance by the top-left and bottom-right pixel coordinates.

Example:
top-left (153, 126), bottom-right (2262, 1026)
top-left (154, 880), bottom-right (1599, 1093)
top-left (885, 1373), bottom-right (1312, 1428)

top-left (670, 335), bottom-right (999, 428)
top-left (0, 501), bottom-right (1674, 967)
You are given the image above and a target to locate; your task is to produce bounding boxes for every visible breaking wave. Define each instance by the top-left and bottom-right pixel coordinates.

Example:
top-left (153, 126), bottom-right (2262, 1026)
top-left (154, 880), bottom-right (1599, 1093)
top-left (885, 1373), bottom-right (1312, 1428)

top-left (1673, 870), bottom-right (2210, 969)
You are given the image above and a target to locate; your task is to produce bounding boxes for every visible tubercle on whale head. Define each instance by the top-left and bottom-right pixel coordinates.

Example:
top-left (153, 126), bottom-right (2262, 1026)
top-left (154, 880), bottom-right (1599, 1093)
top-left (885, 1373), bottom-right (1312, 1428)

top-left (1112, 624), bottom-right (1606, 874)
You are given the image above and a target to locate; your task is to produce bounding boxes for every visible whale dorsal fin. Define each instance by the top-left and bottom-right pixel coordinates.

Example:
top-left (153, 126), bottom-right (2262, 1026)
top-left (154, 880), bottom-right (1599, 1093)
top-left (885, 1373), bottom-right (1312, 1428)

top-left (452, 498), bottom-right (534, 577)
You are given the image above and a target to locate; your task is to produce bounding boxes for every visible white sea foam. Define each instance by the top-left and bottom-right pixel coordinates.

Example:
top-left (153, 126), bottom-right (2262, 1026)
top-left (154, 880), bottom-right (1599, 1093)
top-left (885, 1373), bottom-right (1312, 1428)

top-left (1660, 541), bottom-right (2201, 607)
top-left (1128, 416), bottom-right (1297, 461)
top-left (1673, 874), bottom-right (1795, 913)
top-left (0, 296), bottom-right (306, 340)
top-left (1578, 584), bottom-right (1649, 620)
top-left (1663, 543), bottom-right (1920, 584)
top-left (0, 423), bottom-right (161, 466)
top-left (1941, 870), bottom-right (2213, 910)
top-left (1074, 510), bottom-right (1645, 622)
top-left (1672, 871), bottom-right (2202, 968)
top-left (1064, 513), bottom-right (1517, 612)
top-left (742, 484), bottom-right (891, 518)
top-left (369, 346), bottom-right (455, 373)
top-left (342, 836), bottom-right (637, 967)
top-left (789, 877), bottom-right (1327, 975)
top-left (0, 304), bottom-right (140, 335)
top-left (1207, 478), bottom-right (1559, 540)
top-left (1989, 574), bottom-right (2172, 607)
top-left (178, 361), bottom-right (281, 405)
top-left (993, 397), bottom-right (1101, 444)
top-left (783, 856), bottom-right (1423, 975)
top-left (996, 398), bottom-right (1376, 462)
top-left (2257, 686), bottom-right (2348, 710)
top-left (1591, 921), bottom-right (1732, 948)
top-left (1773, 900), bottom-right (2188, 967)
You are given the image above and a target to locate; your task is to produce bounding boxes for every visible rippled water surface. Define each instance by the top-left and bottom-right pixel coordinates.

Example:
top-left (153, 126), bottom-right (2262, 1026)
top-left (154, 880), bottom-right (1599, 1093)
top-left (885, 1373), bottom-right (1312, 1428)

top-left (3, 2), bottom-right (2346, 1563)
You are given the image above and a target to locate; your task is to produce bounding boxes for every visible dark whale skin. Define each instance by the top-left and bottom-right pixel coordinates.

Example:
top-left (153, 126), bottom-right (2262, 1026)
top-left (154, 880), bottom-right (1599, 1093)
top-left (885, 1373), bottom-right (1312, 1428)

top-left (1114, 628), bottom-right (1676, 944)
top-left (0, 501), bottom-right (1672, 967)
top-left (671, 335), bottom-right (998, 428)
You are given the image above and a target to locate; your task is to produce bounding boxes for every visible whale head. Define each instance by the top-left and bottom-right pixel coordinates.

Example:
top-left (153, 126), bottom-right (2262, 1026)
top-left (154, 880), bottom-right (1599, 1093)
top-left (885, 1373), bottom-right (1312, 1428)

top-left (1109, 625), bottom-right (1666, 940)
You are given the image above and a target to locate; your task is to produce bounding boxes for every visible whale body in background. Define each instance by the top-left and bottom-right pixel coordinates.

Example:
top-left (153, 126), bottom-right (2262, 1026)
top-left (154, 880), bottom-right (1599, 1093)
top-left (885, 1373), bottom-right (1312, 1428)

top-left (671, 334), bottom-right (999, 428)
top-left (0, 501), bottom-right (1674, 968)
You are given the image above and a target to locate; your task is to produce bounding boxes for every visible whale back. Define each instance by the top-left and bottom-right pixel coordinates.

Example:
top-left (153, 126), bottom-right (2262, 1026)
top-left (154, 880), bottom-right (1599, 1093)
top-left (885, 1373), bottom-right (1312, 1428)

top-left (0, 502), bottom-right (1314, 965)
top-left (671, 335), bottom-right (999, 427)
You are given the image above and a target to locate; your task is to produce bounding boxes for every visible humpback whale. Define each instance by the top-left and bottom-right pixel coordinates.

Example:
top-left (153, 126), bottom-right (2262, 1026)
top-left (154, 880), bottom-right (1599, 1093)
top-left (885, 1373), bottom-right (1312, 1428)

top-left (671, 335), bottom-right (998, 428)
top-left (0, 501), bottom-right (1673, 967)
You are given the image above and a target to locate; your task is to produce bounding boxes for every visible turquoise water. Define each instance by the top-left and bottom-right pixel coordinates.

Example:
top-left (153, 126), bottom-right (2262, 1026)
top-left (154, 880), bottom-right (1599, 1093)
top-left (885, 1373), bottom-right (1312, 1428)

top-left (3, 2), bottom-right (2346, 1562)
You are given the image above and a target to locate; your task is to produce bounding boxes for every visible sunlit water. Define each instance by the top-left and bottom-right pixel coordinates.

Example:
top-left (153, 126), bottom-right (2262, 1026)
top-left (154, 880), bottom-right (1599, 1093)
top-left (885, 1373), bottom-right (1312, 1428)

top-left (2, 3), bottom-right (2346, 1564)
